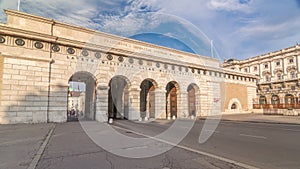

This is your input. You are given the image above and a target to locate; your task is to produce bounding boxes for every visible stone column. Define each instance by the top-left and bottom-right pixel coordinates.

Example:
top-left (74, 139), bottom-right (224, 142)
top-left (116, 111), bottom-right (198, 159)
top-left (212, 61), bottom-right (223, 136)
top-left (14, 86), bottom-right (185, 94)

top-left (128, 87), bottom-right (140, 121)
top-left (95, 85), bottom-right (109, 122)
top-left (178, 91), bottom-right (189, 118)
top-left (195, 93), bottom-right (202, 117)
top-left (199, 82), bottom-right (209, 116)
top-left (154, 87), bottom-right (166, 119)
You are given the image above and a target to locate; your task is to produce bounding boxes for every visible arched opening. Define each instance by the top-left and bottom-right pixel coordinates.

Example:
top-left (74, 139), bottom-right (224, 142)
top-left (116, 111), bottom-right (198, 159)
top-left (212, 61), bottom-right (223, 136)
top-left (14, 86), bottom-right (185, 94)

top-left (67, 72), bottom-right (96, 122)
top-left (187, 84), bottom-right (199, 117)
top-left (108, 76), bottom-right (129, 119)
top-left (271, 95), bottom-right (280, 104)
top-left (140, 79), bottom-right (157, 120)
top-left (231, 103), bottom-right (237, 109)
top-left (166, 81), bottom-right (179, 119)
top-left (259, 95), bottom-right (267, 104)
top-left (285, 94), bottom-right (295, 105)
top-left (227, 98), bottom-right (242, 112)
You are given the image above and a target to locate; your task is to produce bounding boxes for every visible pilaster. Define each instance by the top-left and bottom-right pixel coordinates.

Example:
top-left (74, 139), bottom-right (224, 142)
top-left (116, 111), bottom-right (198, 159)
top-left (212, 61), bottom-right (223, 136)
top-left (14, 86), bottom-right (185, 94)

top-left (95, 85), bottom-right (109, 122)
top-left (154, 87), bottom-right (166, 119)
top-left (128, 87), bottom-right (140, 120)
top-left (178, 91), bottom-right (189, 118)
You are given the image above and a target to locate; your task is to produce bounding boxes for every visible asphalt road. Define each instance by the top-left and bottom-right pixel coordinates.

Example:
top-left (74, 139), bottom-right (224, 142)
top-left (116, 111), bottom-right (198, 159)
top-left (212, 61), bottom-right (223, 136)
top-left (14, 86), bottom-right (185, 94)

top-left (112, 119), bottom-right (300, 169)
top-left (34, 119), bottom-right (300, 169)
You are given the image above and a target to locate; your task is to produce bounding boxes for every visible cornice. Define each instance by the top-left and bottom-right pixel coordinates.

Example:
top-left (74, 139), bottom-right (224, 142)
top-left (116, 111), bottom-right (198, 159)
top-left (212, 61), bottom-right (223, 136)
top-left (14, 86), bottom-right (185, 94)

top-left (5, 10), bottom-right (54, 24)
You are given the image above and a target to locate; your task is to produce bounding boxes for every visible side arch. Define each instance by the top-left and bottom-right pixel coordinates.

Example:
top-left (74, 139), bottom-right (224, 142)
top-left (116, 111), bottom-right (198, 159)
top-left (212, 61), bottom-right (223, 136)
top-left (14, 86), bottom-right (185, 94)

top-left (228, 98), bottom-right (242, 111)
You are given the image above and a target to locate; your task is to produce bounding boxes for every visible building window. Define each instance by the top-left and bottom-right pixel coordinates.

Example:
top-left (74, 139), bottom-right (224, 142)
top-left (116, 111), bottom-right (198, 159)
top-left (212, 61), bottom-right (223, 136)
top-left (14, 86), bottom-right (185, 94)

top-left (253, 66), bottom-right (258, 71)
top-left (289, 58), bottom-right (294, 63)
top-left (277, 73), bottom-right (283, 80)
top-left (265, 75), bottom-right (271, 82)
top-left (264, 64), bottom-right (268, 69)
top-left (271, 95), bottom-right (280, 104)
top-left (290, 71), bottom-right (296, 79)
top-left (285, 94), bottom-right (295, 104)
top-left (276, 61), bottom-right (280, 66)
top-left (259, 96), bottom-right (267, 104)
top-left (244, 68), bottom-right (248, 72)
top-left (291, 86), bottom-right (296, 90)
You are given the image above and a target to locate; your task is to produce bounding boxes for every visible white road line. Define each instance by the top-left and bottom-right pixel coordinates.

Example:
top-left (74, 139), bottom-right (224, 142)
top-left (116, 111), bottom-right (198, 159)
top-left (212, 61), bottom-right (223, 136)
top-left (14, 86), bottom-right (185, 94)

top-left (281, 129), bottom-right (300, 132)
top-left (112, 124), bottom-right (259, 169)
top-left (239, 134), bottom-right (267, 139)
top-left (203, 129), bottom-right (220, 133)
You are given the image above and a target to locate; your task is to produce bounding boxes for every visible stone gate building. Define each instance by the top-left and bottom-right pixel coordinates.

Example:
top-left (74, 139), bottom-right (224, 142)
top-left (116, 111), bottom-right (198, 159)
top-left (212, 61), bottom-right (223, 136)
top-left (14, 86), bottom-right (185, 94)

top-left (0, 10), bottom-right (257, 124)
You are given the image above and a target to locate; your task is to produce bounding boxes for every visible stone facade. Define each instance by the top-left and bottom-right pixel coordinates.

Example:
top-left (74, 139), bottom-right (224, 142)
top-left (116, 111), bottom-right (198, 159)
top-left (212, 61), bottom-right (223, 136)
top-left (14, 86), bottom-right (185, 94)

top-left (0, 10), bottom-right (257, 124)
top-left (222, 45), bottom-right (300, 115)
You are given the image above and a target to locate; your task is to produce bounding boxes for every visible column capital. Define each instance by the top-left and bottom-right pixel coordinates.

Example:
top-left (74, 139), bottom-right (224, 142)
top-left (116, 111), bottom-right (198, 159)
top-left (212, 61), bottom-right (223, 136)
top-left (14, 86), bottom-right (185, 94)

top-left (97, 85), bottom-right (109, 90)
top-left (128, 87), bottom-right (141, 92)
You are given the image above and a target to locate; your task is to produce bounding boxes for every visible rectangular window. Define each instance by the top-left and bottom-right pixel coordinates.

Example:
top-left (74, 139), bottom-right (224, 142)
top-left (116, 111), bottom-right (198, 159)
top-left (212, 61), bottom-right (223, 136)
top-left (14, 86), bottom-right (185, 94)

top-left (253, 66), bottom-right (258, 71)
top-left (276, 62), bottom-right (280, 66)
top-left (264, 64), bottom-right (268, 69)
top-left (290, 72), bottom-right (296, 79)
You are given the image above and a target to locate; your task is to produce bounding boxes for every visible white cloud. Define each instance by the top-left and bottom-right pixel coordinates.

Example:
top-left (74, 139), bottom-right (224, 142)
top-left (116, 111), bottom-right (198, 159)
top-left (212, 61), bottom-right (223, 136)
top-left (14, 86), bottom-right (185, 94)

top-left (208, 0), bottom-right (252, 12)
top-left (1, 0), bottom-right (300, 60)
top-left (0, 0), bottom-right (19, 21)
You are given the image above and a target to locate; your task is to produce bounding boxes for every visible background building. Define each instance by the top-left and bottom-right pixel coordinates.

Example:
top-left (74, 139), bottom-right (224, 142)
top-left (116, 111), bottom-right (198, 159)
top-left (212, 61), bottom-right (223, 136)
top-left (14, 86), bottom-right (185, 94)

top-left (222, 45), bottom-right (300, 115)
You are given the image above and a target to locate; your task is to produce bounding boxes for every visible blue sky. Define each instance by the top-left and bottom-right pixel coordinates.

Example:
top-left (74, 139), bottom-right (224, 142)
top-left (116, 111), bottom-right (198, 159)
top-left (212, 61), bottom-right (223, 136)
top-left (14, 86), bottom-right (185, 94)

top-left (1, 0), bottom-right (300, 60)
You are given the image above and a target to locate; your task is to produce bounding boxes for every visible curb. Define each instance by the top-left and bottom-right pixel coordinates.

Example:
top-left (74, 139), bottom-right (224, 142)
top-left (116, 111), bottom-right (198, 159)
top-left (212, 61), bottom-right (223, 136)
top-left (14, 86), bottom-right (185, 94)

top-left (27, 123), bottom-right (56, 169)
top-left (198, 118), bottom-right (300, 126)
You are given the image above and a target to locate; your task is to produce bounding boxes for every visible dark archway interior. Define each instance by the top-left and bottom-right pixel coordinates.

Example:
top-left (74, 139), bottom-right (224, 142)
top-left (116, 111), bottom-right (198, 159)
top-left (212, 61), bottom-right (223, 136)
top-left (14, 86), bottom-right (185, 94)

top-left (166, 82), bottom-right (177, 118)
top-left (187, 85), bottom-right (196, 116)
top-left (108, 76), bottom-right (129, 119)
top-left (140, 80), bottom-right (155, 119)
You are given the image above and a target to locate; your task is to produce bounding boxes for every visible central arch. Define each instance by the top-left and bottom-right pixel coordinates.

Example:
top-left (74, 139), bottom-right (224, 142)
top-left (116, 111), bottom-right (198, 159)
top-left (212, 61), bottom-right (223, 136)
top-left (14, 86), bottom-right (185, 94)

top-left (108, 76), bottom-right (130, 119)
top-left (140, 79), bottom-right (158, 120)
top-left (67, 71), bottom-right (96, 121)
top-left (166, 81), bottom-right (180, 119)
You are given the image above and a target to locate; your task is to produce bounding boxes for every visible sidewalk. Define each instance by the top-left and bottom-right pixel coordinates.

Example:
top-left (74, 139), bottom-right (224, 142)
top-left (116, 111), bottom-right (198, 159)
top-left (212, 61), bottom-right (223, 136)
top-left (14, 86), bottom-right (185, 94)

top-left (0, 123), bottom-right (54, 169)
top-left (205, 113), bottom-right (300, 125)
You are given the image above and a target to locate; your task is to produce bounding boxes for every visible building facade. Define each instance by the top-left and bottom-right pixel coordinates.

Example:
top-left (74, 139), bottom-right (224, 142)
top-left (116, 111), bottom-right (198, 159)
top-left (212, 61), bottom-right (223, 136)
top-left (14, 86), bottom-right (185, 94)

top-left (0, 10), bottom-right (257, 124)
top-left (222, 45), bottom-right (300, 115)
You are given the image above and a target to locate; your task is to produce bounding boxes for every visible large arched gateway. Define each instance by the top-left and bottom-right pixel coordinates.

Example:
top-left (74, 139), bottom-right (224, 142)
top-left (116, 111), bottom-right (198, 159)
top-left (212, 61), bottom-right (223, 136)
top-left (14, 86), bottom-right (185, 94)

top-left (0, 10), bottom-right (257, 124)
top-left (108, 76), bottom-right (129, 119)
top-left (68, 71), bottom-right (96, 121)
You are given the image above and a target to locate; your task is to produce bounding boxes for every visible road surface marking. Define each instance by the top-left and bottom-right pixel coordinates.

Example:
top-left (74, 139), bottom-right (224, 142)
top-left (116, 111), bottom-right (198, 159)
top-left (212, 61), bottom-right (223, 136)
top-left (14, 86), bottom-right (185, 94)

top-left (281, 128), bottom-right (300, 132)
top-left (239, 133), bottom-right (267, 139)
top-left (112, 124), bottom-right (259, 169)
top-left (203, 129), bottom-right (220, 133)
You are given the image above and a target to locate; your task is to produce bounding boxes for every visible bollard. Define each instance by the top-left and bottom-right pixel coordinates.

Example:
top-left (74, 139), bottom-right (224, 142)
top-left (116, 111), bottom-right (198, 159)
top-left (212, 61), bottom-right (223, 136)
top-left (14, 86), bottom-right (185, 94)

top-left (108, 118), bottom-right (113, 124)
